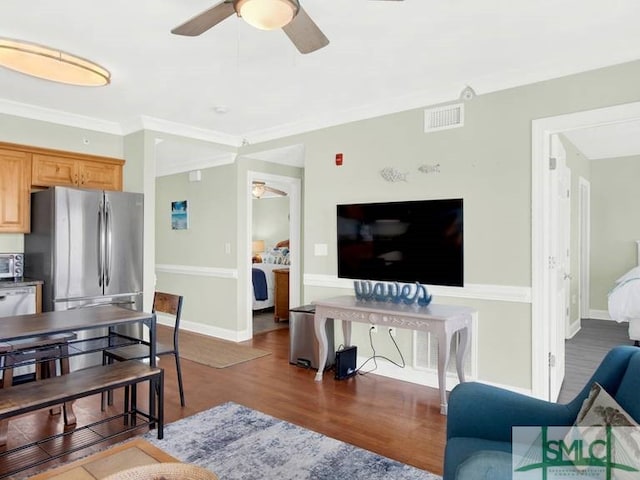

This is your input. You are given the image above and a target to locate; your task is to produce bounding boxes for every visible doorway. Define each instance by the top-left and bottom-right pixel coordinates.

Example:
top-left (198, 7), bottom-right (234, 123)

top-left (531, 100), bottom-right (640, 401)
top-left (245, 171), bottom-right (301, 338)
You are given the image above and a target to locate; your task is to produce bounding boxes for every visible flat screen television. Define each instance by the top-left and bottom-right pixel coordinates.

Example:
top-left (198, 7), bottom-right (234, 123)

top-left (337, 198), bottom-right (463, 287)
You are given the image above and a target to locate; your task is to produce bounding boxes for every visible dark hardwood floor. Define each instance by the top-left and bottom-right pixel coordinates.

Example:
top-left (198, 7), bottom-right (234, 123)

top-left (4, 328), bottom-right (447, 478)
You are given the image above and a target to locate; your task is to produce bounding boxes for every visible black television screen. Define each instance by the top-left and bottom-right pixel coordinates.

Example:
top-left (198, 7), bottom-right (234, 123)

top-left (337, 199), bottom-right (463, 287)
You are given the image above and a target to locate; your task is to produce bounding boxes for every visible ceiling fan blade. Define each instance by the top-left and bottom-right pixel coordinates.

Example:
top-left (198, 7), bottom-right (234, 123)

top-left (265, 186), bottom-right (288, 197)
top-left (282, 7), bottom-right (329, 54)
top-left (171, 1), bottom-right (236, 36)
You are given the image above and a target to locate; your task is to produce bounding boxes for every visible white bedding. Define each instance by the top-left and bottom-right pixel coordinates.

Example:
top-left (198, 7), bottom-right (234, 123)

top-left (252, 263), bottom-right (281, 310)
top-left (607, 266), bottom-right (640, 340)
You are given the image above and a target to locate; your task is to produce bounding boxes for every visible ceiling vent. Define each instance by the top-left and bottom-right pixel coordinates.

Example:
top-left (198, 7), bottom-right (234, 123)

top-left (424, 103), bottom-right (464, 133)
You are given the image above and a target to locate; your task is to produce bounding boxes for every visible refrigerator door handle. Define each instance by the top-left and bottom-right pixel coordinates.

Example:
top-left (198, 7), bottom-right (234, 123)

top-left (105, 199), bottom-right (113, 287)
top-left (98, 201), bottom-right (105, 287)
top-left (66, 300), bottom-right (136, 310)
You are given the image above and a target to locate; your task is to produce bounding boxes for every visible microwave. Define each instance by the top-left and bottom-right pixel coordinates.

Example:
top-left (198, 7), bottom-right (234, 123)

top-left (0, 253), bottom-right (24, 279)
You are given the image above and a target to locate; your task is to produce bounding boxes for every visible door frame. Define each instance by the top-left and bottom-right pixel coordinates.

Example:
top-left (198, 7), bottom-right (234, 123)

top-left (578, 177), bottom-right (591, 328)
top-left (245, 170), bottom-right (301, 337)
top-left (531, 100), bottom-right (640, 400)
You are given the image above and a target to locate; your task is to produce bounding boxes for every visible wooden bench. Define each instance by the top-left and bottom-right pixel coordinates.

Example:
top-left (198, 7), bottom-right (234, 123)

top-left (0, 360), bottom-right (163, 478)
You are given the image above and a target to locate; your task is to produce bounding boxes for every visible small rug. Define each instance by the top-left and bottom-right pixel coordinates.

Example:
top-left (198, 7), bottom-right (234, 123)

top-left (158, 326), bottom-right (271, 368)
top-left (144, 402), bottom-right (441, 480)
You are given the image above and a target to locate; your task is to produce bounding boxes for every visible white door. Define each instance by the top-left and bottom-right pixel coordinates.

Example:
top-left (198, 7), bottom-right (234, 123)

top-left (549, 134), bottom-right (571, 401)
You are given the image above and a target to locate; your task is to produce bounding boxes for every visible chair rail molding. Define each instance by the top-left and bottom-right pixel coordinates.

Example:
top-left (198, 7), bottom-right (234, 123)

top-left (155, 264), bottom-right (238, 279)
top-left (303, 274), bottom-right (532, 304)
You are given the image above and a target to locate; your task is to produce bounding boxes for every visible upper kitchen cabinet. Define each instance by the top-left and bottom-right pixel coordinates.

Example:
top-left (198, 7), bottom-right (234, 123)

top-left (0, 148), bottom-right (32, 233)
top-left (32, 153), bottom-right (123, 191)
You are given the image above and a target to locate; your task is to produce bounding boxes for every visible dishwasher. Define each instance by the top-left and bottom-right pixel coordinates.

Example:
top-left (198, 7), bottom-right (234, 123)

top-left (0, 286), bottom-right (37, 381)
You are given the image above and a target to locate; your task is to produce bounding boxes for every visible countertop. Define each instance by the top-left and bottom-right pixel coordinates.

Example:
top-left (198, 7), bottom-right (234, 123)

top-left (0, 278), bottom-right (43, 288)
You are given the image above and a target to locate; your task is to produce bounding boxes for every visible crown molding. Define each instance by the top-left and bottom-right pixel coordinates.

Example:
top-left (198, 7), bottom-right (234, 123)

top-left (240, 143), bottom-right (305, 168)
top-left (124, 115), bottom-right (243, 147)
top-left (0, 98), bottom-right (123, 135)
top-left (156, 151), bottom-right (237, 177)
top-left (241, 86), bottom-right (459, 145)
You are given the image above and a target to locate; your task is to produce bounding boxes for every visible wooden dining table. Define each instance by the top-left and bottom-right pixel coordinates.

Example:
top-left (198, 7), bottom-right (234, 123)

top-left (0, 305), bottom-right (163, 476)
top-left (0, 305), bottom-right (159, 438)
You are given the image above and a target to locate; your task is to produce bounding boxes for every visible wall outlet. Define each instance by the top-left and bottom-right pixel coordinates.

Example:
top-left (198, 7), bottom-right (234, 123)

top-left (388, 327), bottom-right (396, 337)
top-left (369, 324), bottom-right (377, 333)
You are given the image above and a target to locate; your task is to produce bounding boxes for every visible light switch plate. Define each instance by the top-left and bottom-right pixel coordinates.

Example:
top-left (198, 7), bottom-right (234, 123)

top-left (314, 244), bottom-right (328, 256)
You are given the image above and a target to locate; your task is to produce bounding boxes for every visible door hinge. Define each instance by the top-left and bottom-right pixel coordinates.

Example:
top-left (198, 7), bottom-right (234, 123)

top-left (549, 352), bottom-right (556, 367)
top-left (548, 256), bottom-right (556, 269)
top-left (549, 157), bottom-right (557, 170)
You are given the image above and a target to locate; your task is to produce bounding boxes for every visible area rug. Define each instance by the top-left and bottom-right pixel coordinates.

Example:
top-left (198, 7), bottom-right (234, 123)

top-left (143, 402), bottom-right (441, 480)
top-left (158, 326), bottom-right (271, 368)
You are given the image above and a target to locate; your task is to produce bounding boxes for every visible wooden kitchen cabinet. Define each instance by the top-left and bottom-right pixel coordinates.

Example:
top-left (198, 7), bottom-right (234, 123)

top-left (32, 153), bottom-right (123, 191)
top-left (0, 148), bottom-right (32, 233)
top-left (273, 268), bottom-right (290, 322)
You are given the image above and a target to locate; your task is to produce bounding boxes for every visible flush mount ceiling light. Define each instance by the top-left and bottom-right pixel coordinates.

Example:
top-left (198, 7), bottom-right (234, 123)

top-left (235, 0), bottom-right (299, 30)
top-left (0, 38), bottom-right (110, 87)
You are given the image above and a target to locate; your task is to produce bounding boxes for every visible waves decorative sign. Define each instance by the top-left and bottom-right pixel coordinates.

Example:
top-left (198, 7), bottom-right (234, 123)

top-left (353, 281), bottom-right (432, 307)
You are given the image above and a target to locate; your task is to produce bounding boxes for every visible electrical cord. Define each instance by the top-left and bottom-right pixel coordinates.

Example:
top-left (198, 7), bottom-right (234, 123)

top-left (356, 326), bottom-right (406, 376)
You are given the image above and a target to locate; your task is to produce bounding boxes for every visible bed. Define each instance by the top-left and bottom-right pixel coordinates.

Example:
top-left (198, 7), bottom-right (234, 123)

top-left (252, 243), bottom-right (290, 311)
top-left (607, 240), bottom-right (640, 344)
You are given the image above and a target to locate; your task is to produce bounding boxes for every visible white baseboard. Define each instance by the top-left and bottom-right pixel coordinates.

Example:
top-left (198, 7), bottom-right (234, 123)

top-left (157, 313), bottom-right (249, 342)
top-left (355, 355), bottom-right (532, 396)
top-left (567, 319), bottom-right (581, 339)
top-left (589, 309), bottom-right (613, 321)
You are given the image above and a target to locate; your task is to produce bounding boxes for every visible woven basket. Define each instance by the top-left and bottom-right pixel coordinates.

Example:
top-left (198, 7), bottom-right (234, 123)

top-left (102, 462), bottom-right (218, 480)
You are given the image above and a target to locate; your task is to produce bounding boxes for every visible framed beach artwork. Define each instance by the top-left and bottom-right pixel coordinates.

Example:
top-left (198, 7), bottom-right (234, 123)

top-left (171, 200), bottom-right (189, 230)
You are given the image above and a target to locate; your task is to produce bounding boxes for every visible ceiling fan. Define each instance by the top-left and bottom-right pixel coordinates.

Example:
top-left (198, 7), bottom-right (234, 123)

top-left (252, 181), bottom-right (287, 198)
top-left (171, 0), bottom-right (404, 55)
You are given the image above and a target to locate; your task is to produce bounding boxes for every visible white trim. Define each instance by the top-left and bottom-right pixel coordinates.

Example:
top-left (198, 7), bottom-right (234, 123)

top-left (123, 116), bottom-right (243, 147)
top-left (304, 274), bottom-right (532, 303)
top-left (589, 309), bottom-right (613, 321)
top-left (0, 98), bottom-right (123, 134)
top-left (567, 320), bottom-right (581, 339)
top-left (242, 86), bottom-right (457, 145)
top-left (178, 317), bottom-right (251, 342)
top-left (411, 311), bottom-right (479, 382)
top-left (531, 101), bottom-right (640, 401)
top-left (578, 177), bottom-right (591, 321)
top-left (245, 171), bottom-right (302, 338)
top-left (155, 151), bottom-right (237, 177)
top-left (155, 264), bottom-right (238, 279)
top-left (360, 356), bottom-right (532, 397)
top-left (240, 144), bottom-right (305, 168)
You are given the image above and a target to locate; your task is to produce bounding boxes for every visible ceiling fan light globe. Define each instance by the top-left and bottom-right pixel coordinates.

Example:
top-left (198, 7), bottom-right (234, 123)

top-left (235, 0), bottom-right (299, 31)
top-left (252, 183), bottom-right (266, 198)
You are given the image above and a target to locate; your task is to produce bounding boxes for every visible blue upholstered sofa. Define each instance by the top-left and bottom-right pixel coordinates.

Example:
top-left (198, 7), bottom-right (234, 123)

top-left (443, 345), bottom-right (640, 479)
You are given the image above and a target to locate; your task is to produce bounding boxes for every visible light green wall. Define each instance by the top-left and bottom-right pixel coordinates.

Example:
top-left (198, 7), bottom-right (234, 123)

top-left (155, 164), bottom-right (239, 331)
top-left (241, 59), bottom-right (640, 390)
top-left (0, 112), bottom-right (123, 254)
top-left (590, 155), bottom-right (640, 310)
top-left (561, 135), bottom-right (591, 330)
top-left (252, 197), bottom-right (290, 250)
top-left (3, 59), bottom-right (640, 390)
top-left (154, 155), bottom-right (302, 335)
top-left (123, 131), bottom-right (156, 312)
top-left (156, 165), bottom-right (238, 267)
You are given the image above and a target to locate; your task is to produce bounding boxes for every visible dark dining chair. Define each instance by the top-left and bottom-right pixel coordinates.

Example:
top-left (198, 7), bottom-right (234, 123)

top-left (103, 292), bottom-right (185, 408)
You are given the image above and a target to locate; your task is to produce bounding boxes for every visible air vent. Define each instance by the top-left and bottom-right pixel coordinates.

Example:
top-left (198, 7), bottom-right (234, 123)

top-left (424, 103), bottom-right (464, 132)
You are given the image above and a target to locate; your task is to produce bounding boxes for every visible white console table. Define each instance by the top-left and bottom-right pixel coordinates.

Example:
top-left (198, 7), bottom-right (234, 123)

top-left (312, 295), bottom-right (475, 414)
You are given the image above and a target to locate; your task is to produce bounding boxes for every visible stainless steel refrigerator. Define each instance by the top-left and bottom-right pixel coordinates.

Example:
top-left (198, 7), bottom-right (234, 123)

top-left (25, 186), bottom-right (144, 369)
